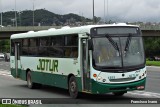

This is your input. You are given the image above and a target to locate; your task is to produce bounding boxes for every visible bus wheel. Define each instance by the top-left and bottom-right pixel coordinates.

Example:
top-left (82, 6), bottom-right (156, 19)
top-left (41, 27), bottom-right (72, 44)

top-left (27, 71), bottom-right (36, 89)
top-left (113, 91), bottom-right (126, 96)
top-left (68, 76), bottom-right (78, 98)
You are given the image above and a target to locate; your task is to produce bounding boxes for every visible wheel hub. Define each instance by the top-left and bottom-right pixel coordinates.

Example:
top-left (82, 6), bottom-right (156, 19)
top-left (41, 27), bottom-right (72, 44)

top-left (70, 81), bottom-right (76, 92)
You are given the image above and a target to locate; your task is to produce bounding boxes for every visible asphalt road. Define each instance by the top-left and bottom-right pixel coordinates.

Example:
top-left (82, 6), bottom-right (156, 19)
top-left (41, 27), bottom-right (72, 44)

top-left (146, 67), bottom-right (160, 93)
top-left (0, 60), bottom-right (160, 106)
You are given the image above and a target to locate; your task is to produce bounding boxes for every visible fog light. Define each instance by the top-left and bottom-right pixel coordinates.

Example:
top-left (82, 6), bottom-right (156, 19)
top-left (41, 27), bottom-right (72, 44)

top-left (137, 86), bottom-right (144, 90)
top-left (102, 79), bottom-right (106, 82)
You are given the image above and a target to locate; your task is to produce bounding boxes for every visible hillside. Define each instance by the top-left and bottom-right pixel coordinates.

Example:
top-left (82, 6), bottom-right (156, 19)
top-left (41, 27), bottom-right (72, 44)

top-left (1, 9), bottom-right (92, 26)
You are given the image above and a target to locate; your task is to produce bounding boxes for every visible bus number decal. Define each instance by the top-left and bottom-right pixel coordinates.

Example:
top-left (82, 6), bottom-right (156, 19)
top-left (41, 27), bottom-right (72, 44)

top-left (37, 59), bottom-right (58, 72)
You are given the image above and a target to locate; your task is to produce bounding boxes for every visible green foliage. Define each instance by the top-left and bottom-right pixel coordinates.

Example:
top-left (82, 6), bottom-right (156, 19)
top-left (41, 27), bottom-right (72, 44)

top-left (143, 37), bottom-right (160, 57)
top-left (1, 9), bottom-right (92, 26)
top-left (0, 40), bottom-right (10, 52)
top-left (146, 61), bottom-right (160, 66)
top-left (0, 104), bottom-right (27, 107)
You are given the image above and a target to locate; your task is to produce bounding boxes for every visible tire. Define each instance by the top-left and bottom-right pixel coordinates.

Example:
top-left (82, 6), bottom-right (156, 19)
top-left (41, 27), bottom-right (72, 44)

top-left (113, 91), bottom-right (126, 96)
top-left (27, 71), bottom-right (41, 89)
top-left (68, 76), bottom-right (79, 98)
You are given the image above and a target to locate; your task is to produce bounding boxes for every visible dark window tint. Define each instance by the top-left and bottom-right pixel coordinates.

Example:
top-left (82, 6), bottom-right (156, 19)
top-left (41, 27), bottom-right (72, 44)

top-left (19, 34), bottom-right (78, 58)
top-left (39, 47), bottom-right (48, 56)
top-left (64, 47), bottom-right (78, 58)
top-left (63, 35), bottom-right (78, 58)
top-left (65, 35), bottom-right (78, 46)
top-left (22, 39), bottom-right (28, 47)
top-left (28, 38), bottom-right (38, 56)
top-left (22, 47), bottom-right (28, 55)
top-left (30, 38), bottom-right (37, 47)
top-left (50, 36), bottom-right (64, 46)
top-left (22, 39), bottom-right (29, 55)
top-left (40, 37), bottom-right (48, 46)
top-left (48, 46), bottom-right (64, 57)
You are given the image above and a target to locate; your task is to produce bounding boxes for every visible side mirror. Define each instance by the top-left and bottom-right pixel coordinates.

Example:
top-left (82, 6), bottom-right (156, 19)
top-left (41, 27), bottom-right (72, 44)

top-left (88, 39), bottom-right (93, 50)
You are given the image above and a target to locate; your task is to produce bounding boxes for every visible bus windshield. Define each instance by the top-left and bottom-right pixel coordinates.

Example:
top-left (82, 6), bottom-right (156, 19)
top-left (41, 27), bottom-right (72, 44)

top-left (92, 30), bottom-right (145, 70)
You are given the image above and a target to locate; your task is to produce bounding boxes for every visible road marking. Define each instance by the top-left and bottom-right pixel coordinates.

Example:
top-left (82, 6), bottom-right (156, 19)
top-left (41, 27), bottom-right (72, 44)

top-left (128, 91), bottom-right (160, 98)
top-left (1, 69), bottom-right (160, 98)
top-left (0, 70), bottom-right (12, 77)
top-left (0, 69), bottom-right (10, 72)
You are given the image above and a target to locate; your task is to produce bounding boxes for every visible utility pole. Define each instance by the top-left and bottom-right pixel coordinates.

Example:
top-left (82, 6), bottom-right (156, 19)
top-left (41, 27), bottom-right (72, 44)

top-left (104, 0), bottom-right (106, 23)
top-left (107, 0), bottom-right (109, 23)
top-left (33, 0), bottom-right (35, 27)
top-left (19, 11), bottom-right (22, 26)
top-left (93, 0), bottom-right (95, 24)
top-left (15, 0), bottom-right (17, 27)
top-left (0, 0), bottom-right (2, 26)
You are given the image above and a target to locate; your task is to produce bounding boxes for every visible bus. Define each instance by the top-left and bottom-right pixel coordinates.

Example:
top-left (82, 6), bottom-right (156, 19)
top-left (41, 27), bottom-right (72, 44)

top-left (10, 24), bottom-right (146, 98)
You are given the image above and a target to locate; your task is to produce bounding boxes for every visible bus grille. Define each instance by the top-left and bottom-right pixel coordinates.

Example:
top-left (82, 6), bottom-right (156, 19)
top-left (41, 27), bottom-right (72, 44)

top-left (110, 86), bottom-right (136, 91)
top-left (109, 77), bottom-right (136, 82)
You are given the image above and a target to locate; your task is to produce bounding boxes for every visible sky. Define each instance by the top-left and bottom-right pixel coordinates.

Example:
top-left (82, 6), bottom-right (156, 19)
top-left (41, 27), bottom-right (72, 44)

top-left (1, 0), bottom-right (160, 22)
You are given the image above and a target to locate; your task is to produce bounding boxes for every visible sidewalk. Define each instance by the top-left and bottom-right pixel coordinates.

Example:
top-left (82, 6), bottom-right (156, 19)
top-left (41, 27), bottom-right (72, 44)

top-left (146, 66), bottom-right (160, 69)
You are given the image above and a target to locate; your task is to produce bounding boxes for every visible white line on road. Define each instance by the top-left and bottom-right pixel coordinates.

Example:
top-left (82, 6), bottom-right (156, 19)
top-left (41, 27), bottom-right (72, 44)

top-left (0, 70), bottom-right (12, 77)
top-left (128, 91), bottom-right (160, 98)
top-left (0, 69), bottom-right (10, 72)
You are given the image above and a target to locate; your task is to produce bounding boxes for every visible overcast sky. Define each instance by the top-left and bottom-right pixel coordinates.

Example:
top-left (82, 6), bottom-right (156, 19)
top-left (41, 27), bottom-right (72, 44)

top-left (1, 0), bottom-right (160, 22)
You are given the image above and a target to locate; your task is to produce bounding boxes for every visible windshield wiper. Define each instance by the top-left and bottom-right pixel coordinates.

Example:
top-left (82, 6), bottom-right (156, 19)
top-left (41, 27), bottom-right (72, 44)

top-left (124, 33), bottom-right (132, 52)
top-left (105, 34), bottom-right (119, 52)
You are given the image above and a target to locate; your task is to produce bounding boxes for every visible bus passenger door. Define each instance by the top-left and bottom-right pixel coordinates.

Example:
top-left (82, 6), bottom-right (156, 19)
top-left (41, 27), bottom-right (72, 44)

top-left (81, 39), bottom-right (91, 92)
top-left (15, 42), bottom-right (21, 78)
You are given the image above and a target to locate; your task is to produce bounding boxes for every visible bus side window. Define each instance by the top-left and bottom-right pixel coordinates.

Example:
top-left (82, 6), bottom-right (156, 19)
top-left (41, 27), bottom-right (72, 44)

top-left (70, 47), bottom-right (78, 58)
top-left (65, 48), bottom-right (71, 57)
top-left (22, 39), bottom-right (29, 55)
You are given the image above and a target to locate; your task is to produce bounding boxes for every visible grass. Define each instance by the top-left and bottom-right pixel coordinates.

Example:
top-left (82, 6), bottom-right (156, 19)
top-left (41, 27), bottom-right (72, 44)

top-left (146, 61), bottom-right (160, 66)
top-left (0, 104), bottom-right (27, 107)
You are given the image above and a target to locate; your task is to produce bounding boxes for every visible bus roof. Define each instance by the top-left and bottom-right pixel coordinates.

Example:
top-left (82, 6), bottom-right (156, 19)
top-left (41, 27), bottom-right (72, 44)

top-left (11, 24), bottom-right (139, 39)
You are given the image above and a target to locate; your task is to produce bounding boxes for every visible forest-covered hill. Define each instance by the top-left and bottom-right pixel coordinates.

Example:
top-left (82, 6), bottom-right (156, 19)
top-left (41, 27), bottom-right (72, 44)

top-left (1, 9), bottom-right (92, 26)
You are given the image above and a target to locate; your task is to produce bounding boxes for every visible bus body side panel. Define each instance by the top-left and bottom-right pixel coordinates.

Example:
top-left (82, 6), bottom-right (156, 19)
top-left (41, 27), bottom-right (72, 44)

top-left (20, 57), bottom-right (82, 91)
top-left (10, 55), bottom-right (16, 77)
top-left (10, 56), bottom-right (22, 79)
top-left (30, 71), bottom-right (82, 90)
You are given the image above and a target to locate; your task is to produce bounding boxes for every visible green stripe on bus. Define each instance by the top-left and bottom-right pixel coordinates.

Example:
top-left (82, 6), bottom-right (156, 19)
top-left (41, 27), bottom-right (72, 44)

top-left (11, 69), bottom-right (82, 92)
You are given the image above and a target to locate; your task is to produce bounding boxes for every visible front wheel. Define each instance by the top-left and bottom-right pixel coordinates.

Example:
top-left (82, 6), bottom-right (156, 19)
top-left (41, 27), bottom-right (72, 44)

top-left (68, 76), bottom-right (79, 98)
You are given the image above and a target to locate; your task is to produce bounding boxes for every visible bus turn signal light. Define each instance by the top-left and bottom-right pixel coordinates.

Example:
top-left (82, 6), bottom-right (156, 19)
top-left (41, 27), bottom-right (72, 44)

top-left (93, 74), bottom-right (97, 77)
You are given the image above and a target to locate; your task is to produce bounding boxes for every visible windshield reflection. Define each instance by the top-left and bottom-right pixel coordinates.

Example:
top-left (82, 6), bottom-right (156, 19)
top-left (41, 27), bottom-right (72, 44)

top-left (92, 35), bottom-right (145, 69)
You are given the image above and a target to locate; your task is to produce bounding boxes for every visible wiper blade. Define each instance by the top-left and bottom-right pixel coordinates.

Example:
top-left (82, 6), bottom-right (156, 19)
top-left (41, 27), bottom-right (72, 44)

top-left (124, 33), bottom-right (132, 52)
top-left (105, 34), bottom-right (119, 52)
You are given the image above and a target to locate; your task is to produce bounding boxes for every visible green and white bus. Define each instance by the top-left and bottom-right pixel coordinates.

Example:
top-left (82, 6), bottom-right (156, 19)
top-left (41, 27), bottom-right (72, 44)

top-left (10, 24), bottom-right (146, 98)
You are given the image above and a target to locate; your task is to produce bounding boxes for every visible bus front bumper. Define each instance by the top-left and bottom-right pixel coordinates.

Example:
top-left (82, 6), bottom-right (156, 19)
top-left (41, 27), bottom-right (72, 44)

top-left (91, 78), bottom-right (146, 94)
